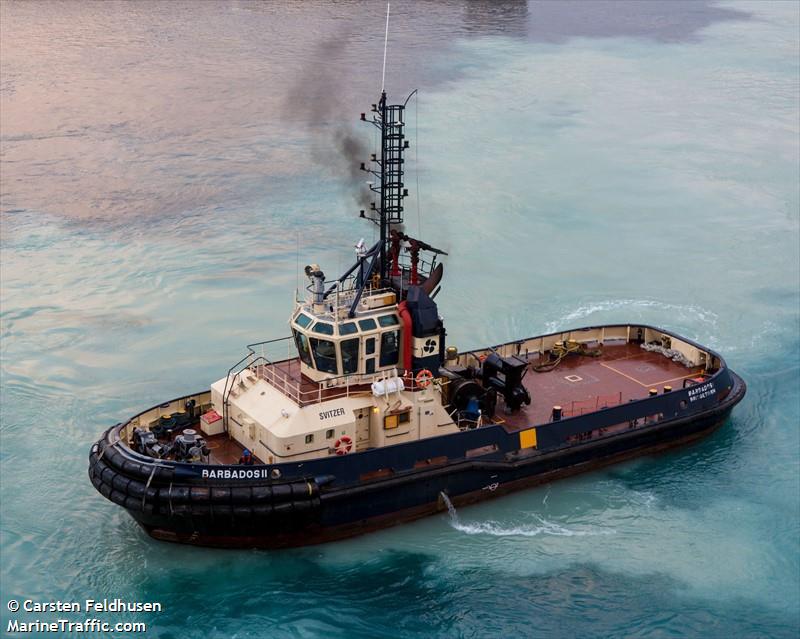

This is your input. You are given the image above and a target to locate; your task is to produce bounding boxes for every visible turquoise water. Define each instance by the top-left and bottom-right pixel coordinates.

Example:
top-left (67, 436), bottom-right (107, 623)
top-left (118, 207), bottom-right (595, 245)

top-left (2, 1), bottom-right (798, 637)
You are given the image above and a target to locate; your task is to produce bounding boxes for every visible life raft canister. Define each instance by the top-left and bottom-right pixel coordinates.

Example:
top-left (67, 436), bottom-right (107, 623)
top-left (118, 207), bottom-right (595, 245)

top-left (415, 368), bottom-right (434, 388)
top-left (334, 436), bottom-right (353, 455)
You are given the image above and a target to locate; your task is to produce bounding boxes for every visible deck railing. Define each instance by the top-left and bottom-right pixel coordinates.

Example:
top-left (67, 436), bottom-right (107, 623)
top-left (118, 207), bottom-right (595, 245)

top-left (222, 337), bottom-right (424, 421)
top-left (559, 391), bottom-right (624, 418)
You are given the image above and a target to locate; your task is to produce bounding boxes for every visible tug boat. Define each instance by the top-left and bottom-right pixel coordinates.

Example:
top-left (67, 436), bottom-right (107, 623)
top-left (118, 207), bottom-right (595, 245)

top-left (88, 90), bottom-right (746, 548)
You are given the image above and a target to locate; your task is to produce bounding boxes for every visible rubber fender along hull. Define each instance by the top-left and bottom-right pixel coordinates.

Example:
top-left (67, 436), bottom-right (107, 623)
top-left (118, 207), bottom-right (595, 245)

top-left (90, 372), bottom-right (745, 549)
top-left (88, 431), bottom-right (323, 531)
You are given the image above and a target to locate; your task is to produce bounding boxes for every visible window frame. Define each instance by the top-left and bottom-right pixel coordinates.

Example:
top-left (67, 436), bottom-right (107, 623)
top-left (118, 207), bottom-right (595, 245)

top-left (378, 314), bottom-right (400, 327)
top-left (379, 329), bottom-right (400, 367)
top-left (309, 337), bottom-right (339, 374)
top-left (340, 337), bottom-right (360, 375)
top-left (311, 321), bottom-right (335, 335)
top-left (293, 329), bottom-right (314, 368)
top-left (294, 313), bottom-right (313, 328)
top-left (339, 322), bottom-right (359, 336)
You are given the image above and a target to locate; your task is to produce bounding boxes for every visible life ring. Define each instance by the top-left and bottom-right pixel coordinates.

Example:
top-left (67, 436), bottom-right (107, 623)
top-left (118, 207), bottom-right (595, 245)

top-left (334, 436), bottom-right (352, 455)
top-left (415, 369), bottom-right (434, 388)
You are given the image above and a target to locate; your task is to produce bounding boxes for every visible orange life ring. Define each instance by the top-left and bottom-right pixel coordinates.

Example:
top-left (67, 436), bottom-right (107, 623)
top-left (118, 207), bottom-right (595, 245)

top-left (334, 436), bottom-right (352, 455)
top-left (415, 369), bottom-right (434, 388)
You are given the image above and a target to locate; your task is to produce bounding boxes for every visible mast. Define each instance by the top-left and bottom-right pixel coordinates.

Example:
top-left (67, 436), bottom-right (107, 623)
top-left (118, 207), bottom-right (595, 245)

top-left (361, 89), bottom-right (446, 286)
top-left (348, 4), bottom-right (443, 299)
top-left (380, 91), bottom-right (407, 282)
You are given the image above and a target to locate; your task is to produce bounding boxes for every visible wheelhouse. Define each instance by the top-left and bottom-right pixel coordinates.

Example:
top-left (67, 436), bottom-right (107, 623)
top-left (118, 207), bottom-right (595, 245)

top-left (290, 296), bottom-right (404, 384)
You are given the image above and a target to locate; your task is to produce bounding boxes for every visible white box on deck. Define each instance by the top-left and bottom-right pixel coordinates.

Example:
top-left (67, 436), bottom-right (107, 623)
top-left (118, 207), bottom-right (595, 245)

top-left (200, 410), bottom-right (224, 436)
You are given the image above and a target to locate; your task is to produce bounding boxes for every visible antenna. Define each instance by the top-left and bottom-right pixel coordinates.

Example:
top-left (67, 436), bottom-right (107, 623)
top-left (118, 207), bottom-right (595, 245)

top-left (381, 3), bottom-right (390, 92)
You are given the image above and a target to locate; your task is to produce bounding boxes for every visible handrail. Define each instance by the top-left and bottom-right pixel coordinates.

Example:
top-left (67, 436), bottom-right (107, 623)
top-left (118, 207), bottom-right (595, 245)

top-left (225, 335), bottom-right (430, 410)
top-left (223, 355), bottom-right (272, 432)
top-left (560, 391), bottom-right (623, 418)
top-left (222, 333), bottom-right (297, 430)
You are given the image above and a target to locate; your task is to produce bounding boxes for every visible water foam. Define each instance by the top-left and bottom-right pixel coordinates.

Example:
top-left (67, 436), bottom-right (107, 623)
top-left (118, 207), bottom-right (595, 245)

top-left (440, 492), bottom-right (614, 538)
top-left (543, 298), bottom-right (719, 333)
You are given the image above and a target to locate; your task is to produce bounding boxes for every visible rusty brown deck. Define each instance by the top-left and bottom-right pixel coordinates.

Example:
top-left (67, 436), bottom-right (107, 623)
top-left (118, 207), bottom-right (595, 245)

top-left (204, 433), bottom-right (263, 465)
top-left (480, 341), bottom-right (704, 432)
top-left (255, 341), bottom-right (703, 435)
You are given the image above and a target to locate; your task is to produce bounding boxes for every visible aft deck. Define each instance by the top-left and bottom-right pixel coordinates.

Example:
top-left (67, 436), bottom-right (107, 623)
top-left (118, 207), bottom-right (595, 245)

top-left (481, 341), bottom-right (705, 432)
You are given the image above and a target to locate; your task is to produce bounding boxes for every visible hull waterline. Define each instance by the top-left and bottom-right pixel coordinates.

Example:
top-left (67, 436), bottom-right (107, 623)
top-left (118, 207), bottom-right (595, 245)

top-left (93, 371), bottom-right (745, 549)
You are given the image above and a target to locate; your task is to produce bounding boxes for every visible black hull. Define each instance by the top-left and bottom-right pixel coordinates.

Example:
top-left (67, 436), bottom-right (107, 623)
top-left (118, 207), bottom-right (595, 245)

top-left (91, 371), bottom-right (745, 548)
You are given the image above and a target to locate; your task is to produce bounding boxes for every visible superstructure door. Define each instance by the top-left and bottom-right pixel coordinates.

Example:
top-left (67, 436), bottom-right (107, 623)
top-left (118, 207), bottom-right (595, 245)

top-left (355, 409), bottom-right (370, 451)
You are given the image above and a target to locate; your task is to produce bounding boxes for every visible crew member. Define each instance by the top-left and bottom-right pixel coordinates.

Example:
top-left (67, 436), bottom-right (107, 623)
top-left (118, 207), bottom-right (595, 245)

top-left (239, 449), bottom-right (254, 465)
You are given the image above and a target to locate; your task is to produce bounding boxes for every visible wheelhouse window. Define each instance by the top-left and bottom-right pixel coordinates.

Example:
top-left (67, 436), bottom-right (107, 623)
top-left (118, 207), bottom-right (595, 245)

top-left (340, 322), bottom-right (358, 336)
top-left (358, 318), bottom-right (377, 332)
top-left (295, 313), bottom-right (313, 328)
top-left (380, 330), bottom-right (400, 367)
top-left (341, 338), bottom-right (360, 375)
top-left (293, 330), bottom-right (313, 367)
top-left (309, 338), bottom-right (338, 374)
top-left (378, 314), bottom-right (399, 327)
top-left (312, 322), bottom-right (334, 335)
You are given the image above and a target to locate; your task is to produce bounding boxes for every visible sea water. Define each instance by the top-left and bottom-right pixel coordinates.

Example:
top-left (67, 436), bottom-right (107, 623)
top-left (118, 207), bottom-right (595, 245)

top-left (1, 2), bottom-right (798, 637)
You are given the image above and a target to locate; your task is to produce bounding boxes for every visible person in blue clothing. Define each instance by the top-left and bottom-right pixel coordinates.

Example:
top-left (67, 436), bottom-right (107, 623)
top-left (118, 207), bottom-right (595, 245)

top-left (238, 449), bottom-right (254, 465)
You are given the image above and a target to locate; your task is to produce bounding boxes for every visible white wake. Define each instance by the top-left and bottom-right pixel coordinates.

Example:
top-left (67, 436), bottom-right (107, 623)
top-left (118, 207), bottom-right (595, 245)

top-left (440, 492), bottom-right (614, 538)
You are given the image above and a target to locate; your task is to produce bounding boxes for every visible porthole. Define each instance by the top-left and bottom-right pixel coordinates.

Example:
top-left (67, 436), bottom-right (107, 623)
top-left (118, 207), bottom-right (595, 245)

top-left (305, 434), bottom-right (314, 444)
top-left (679, 400), bottom-right (688, 410)
top-left (326, 429), bottom-right (334, 439)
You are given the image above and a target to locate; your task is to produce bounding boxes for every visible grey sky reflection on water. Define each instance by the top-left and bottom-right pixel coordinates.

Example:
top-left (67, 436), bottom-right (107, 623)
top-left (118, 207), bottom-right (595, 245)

top-left (0, 1), bottom-right (750, 221)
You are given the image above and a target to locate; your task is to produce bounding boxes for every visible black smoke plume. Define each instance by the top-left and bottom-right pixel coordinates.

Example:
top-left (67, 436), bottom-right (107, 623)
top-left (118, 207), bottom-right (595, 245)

top-left (283, 33), bottom-right (373, 210)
